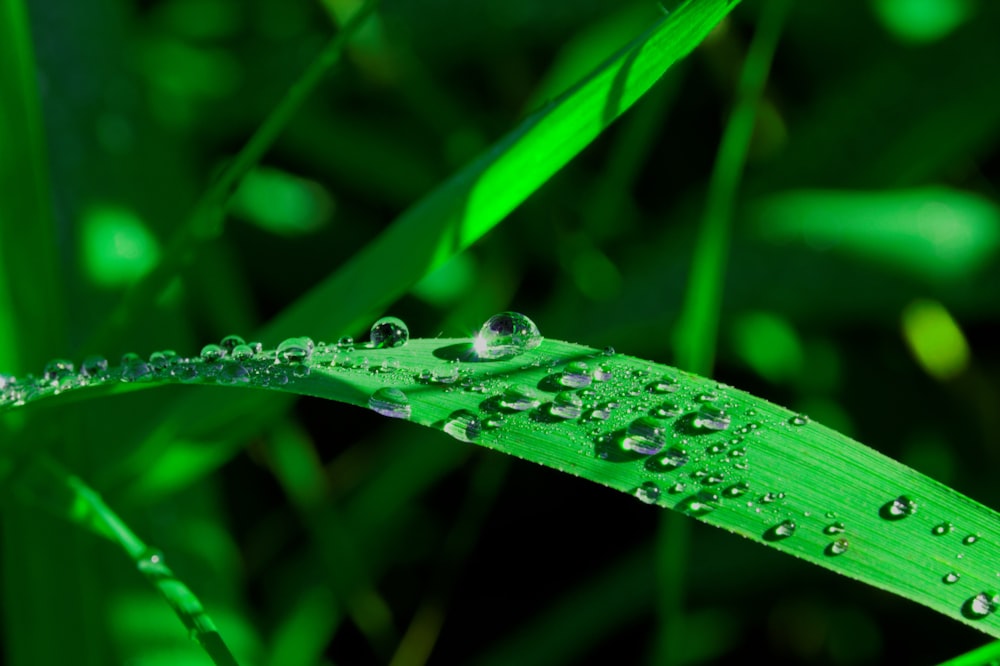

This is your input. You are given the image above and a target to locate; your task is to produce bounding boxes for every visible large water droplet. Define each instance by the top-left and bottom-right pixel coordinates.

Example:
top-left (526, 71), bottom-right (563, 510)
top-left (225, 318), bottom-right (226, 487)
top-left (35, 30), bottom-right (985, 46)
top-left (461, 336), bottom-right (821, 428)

top-left (219, 334), bottom-right (245, 351)
top-left (650, 401), bottom-right (681, 419)
top-left (549, 391), bottom-right (583, 419)
top-left (647, 447), bottom-right (689, 472)
top-left (217, 362), bottom-right (251, 385)
top-left (635, 481), bottom-right (661, 505)
top-left (826, 538), bottom-right (850, 556)
top-left (474, 312), bottom-right (542, 360)
top-left (369, 387), bottom-right (412, 420)
top-left (621, 417), bottom-right (667, 455)
top-left (370, 316), bottom-right (409, 349)
top-left (444, 410), bottom-right (481, 442)
top-left (965, 592), bottom-right (999, 619)
top-left (557, 361), bottom-right (592, 389)
top-left (277, 336), bottom-right (314, 363)
top-left (232, 344), bottom-right (256, 361)
top-left (499, 385), bottom-right (541, 411)
top-left (766, 519), bottom-right (797, 541)
top-left (43, 359), bottom-right (74, 383)
top-left (692, 405), bottom-right (731, 431)
top-left (81, 355), bottom-right (109, 378)
top-left (881, 495), bottom-right (918, 520)
top-left (200, 344), bottom-right (226, 361)
top-left (120, 357), bottom-right (151, 382)
top-left (684, 490), bottom-right (720, 516)
top-left (646, 377), bottom-right (678, 394)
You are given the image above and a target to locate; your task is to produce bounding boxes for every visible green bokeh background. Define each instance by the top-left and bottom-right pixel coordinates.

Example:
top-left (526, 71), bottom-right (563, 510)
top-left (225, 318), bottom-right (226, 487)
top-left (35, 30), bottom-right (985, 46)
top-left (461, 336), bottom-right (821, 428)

top-left (2, 0), bottom-right (999, 663)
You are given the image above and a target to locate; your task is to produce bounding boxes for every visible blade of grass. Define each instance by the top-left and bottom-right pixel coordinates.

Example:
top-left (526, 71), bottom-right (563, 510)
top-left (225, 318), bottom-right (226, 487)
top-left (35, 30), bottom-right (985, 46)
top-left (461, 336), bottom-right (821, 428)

top-left (6, 335), bottom-right (1000, 638)
top-left (7, 454), bottom-right (240, 666)
top-left (664, 1), bottom-right (790, 663)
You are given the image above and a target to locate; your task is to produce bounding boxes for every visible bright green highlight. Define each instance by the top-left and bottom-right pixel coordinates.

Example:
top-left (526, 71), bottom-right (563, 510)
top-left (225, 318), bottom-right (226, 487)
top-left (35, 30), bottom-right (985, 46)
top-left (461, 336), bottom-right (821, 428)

top-left (902, 299), bottom-right (970, 381)
top-left (874, 0), bottom-right (973, 43)
top-left (82, 205), bottom-right (161, 287)
top-left (230, 167), bottom-right (333, 236)
top-left (731, 311), bottom-right (804, 383)
top-left (755, 187), bottom-right (1000, 281)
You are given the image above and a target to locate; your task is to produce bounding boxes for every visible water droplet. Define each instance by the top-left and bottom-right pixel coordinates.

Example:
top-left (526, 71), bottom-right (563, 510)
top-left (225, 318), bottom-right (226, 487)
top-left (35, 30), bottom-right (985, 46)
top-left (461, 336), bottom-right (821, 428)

top-left (943, 572), bottom-right (961, 585)
top-left (635, 481), bottom-right (661, 505)
top-left (602, 346), bottom-right (615, 356)
top-left (120, 357), bottom-right (151, 382)
top-left (148, 350), bottom-right (178, 371)
top-left (431, 363), bottom-right (460, 384)
top-left (474, 312), bottom-right (542, 360)
top-left (964, 592), bottom-right (999, 619)
top-left (650, 401), bottom-right (680, 419)
top-left (684, 490), bottom-right (720, 515)
top-left (368, 387), bottom-right (412, 420)
top-left (692, 405), bottom-right (731, 431)
top-left (176, 363), bottom-right (200, 383)
top-left (338, 336), bottom-right (354, 349)
top-left (647, 447), bottom-right (689, 472)
top-left (370, 316), bottom-right (409, 349)
top-left (585, 402), bottom-right (613, 421)
top-left (557, 361), bottom-right (592, 389)
top-left (789, 414), bottom-right (810, 426)
top-left (668, 482), bottom-right (687, 494)
top-left (826, 538), bottom-right (850, 556)
top-left (646, 378), bottom-right (678, 394)
top-left (43, 359), bottom-right (74, 383)
top-left (200, 344), bottom-right (226, 361)
top-left (932, 522), bottom-right (953, 536)
top-left (621, 416), bottom-right (667, 455)
top-left (219, 334), bottom-right (245, 351)
top-left (499, 385), bottom-right (541, 411)
top-left (963, 535), bottom-right (979, 546)
top-left (696, 392), bottom-right (718, 402)
top-left (444, 410), bottom-right (481, 442)
top-left (723, 481), bottom-right (750, 497)
top-left (882, 495), bottom-right (918, 520)
top-left (78, 355), bottom-right (107, 378)
top-left (593, 363), bottom-right (613, 382)
top-left (217, 362), bottom-right (251, 385)
top-left (232, 344), bottom-right (256, 361)
top-left (277, 336), bottom-right (314, 363)
top-left (824, 522), bottom-right (846, 535)
top-left (549, 391), bottom-right (583, 419)
top-left (761, 492), bottom-right (786, 504)
top-left (767, 519), bottom-right (797, 540)
top-left (137, 549), bottom-right (169, 575)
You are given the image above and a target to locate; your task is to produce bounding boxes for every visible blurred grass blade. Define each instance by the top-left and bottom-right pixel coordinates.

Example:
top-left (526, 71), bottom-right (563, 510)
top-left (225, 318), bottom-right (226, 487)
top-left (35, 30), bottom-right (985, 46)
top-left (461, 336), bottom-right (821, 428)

top-left (938, 640), bottom-right (1000, 666)
top-left (8, 454), bottom-right (241, 666)
top-left (6, 335), bottom-right (1000, 639)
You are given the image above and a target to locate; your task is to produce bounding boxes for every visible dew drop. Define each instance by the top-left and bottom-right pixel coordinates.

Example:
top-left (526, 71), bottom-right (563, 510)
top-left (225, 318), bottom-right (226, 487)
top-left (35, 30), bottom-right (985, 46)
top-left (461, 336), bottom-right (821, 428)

top-left (932, 522), bottom-right (953, 536)
top-left (200, 344), bottom-right (226, 361)
top-left (557, 361), bottom-right (592, 389)
top-left (499, 385), bottom-right (541, 411)
top-left (761, 492), bottom-right (786, 504)
top-left (646, 378), bottom-right (678, 394)
top-left (43, 359), bottom-right (74, 383)
top-left (621, 416), bottom-right (667, 455)
top-left (965, 592), bottom-right (999, 619)
top-left (338, 336), bottom-right (355, 349)
top-left (768, 519), bottom-right (797, 540)
top-left (217, 362), bottom-right (251, 386)
top-left (635, 481), bottom-right (661, 505)
top-left (549, 391), bottom-right (583, 419)
top-left (431, 363), bottom-right (460, 384)
top-left (137, 549), bottom-right (169, 575)
top-left (647, 447), bottom-right (689, 472)
top-left (474, 312), bottom-right (542, 360)
top-left (789, 414), bottom-right (810, 426)
top-left (826, 538), bottom-right (850, 556)
top-left (219, 334), bottom-right (245, 351)
top-left (685, 490), bottom-right (720, 516)
top-left (368, 387), bottom-right (412, 420)
top-left (692, 405), bottom-right (731, 431)
top-left (277, 337), bottom-right (314, 363)
top-left (120, 357), bottom-right (151, 382)
top-left (370, 316), bottom-right (409, 349)
top-left (231, 344), bottom-right (256, 361)
top-left (650, 401), bottom-right (680, 419)
top-left (723, 481), bottom-right (750, 498)
top-left (602, 346), bottom-right (615, 356)
top-left (585, 402), bottom-right (613, 421)
top-left (444, 410), bottom-right (482, 442)
top-left (943, 572), bottom-right (961, 585)
top-left (824, 522), bottom-right (847, 535)
top-left (963, 535), bottom-right (980, 546)
top-left (148, 350), bottom-right (177, 371)
top-left (882, 495), bottom-right (918, 520)
top-left (593, 363), bottom-right (613, 382)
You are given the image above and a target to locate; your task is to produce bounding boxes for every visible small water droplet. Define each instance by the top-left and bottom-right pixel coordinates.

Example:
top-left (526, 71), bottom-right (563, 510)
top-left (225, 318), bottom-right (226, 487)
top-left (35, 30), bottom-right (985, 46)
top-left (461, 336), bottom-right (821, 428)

top-left (761, 492), bottom-right (786, 504)
top-left (593, 363), bottom-right (613, 382)
top-left (882, 495), bottom-right (918, 520)
top-left (200, 344), bottom-right (226, 361)
top-left (602, 346), bottom-right (615, 356)
top-left (369, 387), bottom-right (412, 420)
top-left (964, 592), bottom-right (999, 619)
top-left (370, 316), bottom-right (409, 349)
top-left (621, 416), bottom-right (667, 455)
top-left (43, 359), bottom-right (74, 383)
top-left (338, 336), bottom-right (355, 349)
top-left (963, 535), bottom-right (979, 546)
top-left (826, 538), bottom-right (850, 556)
top-left (585, 402), bottom-right (613, 421)
top-left (932, 522), bottom-right (953, 536)
top-left (692, 405), bottom-right (731, 431)
top-left (647, 447), bottom-right (689, 472)
top-left (277, 337), bottom-right (314, 363)
top-left (789, 414), bottom-right (810, 426)
top-left (646, 377), bottom-right (678, 394)
top-left (943, 572), bottom-right (961, 585)
top-left (148, 350), bottom-right (178, 371)
top-left (81, 355), bottom-right (109, 377)
top-left (120, 357), bottom-right (151, 382)
top-left (635, 481), bottom-right (661, 504)
top-left (557, 361), bottom-right (592, 389)
top-left (824, 522), bottom-right (847, 535)
top-left (549, 391), bottom-right (583, 419)
top-left (219, 334), bottom-right (245, 351)
top-left (444, 410), bottom-right (482, 442)
top-left (474, 312), bottom-right (542, 360)
top-left (137, 549), bottom-right (169, 575)
top-left (431, 363), bottom-right (460, 384)
top-left (217, 362), bottom-right (251, 385)
top-left (723, 481), bottom-right (750, 497)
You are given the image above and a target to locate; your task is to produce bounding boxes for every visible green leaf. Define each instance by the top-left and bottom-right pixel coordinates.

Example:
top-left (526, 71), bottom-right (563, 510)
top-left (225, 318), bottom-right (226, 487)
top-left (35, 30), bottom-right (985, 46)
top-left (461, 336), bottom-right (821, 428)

top-left (5, 335), bottom-right (1000, 638)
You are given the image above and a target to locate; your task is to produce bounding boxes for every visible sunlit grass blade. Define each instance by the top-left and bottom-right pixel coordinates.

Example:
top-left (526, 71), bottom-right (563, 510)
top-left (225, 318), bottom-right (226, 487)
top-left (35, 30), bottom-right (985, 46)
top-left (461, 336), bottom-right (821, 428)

top-left (7, 454), bottom-right (241, 666)
top-left (5, 335), bottom-right (1000, 638)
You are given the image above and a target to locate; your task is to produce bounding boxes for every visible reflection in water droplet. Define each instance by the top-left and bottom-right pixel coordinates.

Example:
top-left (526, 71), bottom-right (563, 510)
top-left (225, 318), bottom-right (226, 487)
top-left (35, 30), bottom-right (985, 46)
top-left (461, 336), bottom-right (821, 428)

top-left (370, 316), bottom-right (410, 349)
top-left (277, 337), bottom-right (314, 363)
top-left (883, 495), bottom-right (918, 520)
top-left (770, 519), bottom-right (797, 540)
top-left (220, 334), bottom-right (245, 351)
top-left (81, 355), bottom-right (109, 377)
top-left (621, 417), bottom-right (667, 455)
top-left (685, 490), bottom-right (720, 515)
top-left (200, 344), bottom-right (226, 361)
top-left (499, 385), bottom-right (541, 411)
top-left (549, 391), bottom-right (583, 419)
top-left (43, 359), bottom-right (74, 383)
top-left (338, 336), bottom-right (354, 349)
top-left (646, 378), bottom-right (678, 394)
top-left (369, 387), bottom-right (412, 420)
top-left (932, 522), bottom-right (953, 536)
top-left (635, 481), bottom-right (661, 505)
top-left (120, 358), bottom-right (151, 382)
top-left (648, 447), bottom-right (689, 472)
top-left (943, 572), bottom-right (961, 585)
top-left (558, 361), bottom-right (592, 389)
top-left (593, 363), bottom-right (613, 382)
top-left (650, 401), bottom-right (680, 419)
top-left (217, 362), bottom-right (250, 385)
top-left (966, 592), bottom-right (999, 619)
top-left (824, 522), bottom-right (846, 535)
top-left (444, 410), bottom-right (481, 442)
top-left (232, 344), bottom-right (256, 361)
top-left (693, 405), bottom-right (731, 431)
top-left (826, 539), bottom-right (849, 556)
top-left (432, 363), bottom-right (460, 384)
top-left (474, 312), bottom-right (542, 360)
